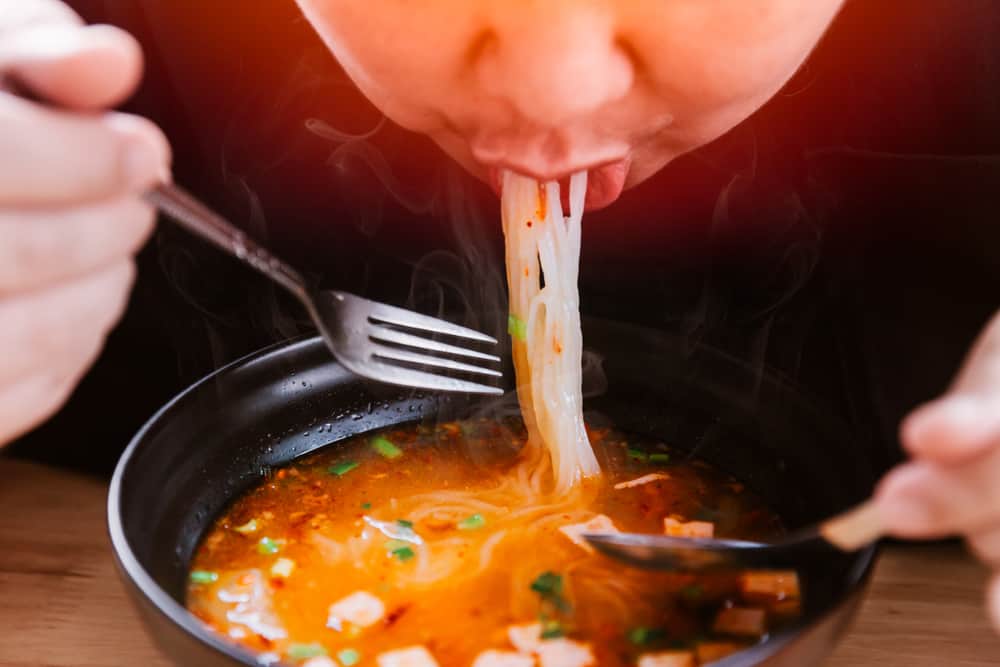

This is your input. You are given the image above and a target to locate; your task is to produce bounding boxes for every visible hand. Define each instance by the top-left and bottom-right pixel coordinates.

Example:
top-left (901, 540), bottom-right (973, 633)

top-left (874, 309), bottom-right (1000, 630)
top-left (0, 0), bottom-right (170, 445)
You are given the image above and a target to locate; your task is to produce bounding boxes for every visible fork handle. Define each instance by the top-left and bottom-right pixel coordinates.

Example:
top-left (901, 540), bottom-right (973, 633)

top-left (145, 183), bottom-right (311, 303)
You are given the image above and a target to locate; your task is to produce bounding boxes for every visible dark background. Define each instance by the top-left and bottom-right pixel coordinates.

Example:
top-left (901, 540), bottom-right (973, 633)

top-left (11, 0), bottom-right (1000, 482)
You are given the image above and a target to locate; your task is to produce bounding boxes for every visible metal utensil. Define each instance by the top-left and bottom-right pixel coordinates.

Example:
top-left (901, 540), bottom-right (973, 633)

top-left (584, 500), bottom-right (882, 571)
top-left (146, 183), bottom-right (503, 395)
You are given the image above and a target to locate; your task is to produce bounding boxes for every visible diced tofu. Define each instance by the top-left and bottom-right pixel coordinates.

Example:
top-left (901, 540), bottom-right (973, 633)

top-left (377, 646), bottom-right (440, 667)
top-left (303, 658), bottom-right (338, 667)
top-left (327, 591), bottom-right (385, 630)
top-left (663, 517), bottom-right (714, 539)
top-left (636, 651), bottom-right (696, 667)
top-left (472, 649), bottom-right (536, 667)
top-left (712, 606), bottom-right (767, 638)
top-left (508, 623), bottom-right (543, 653)
top-left (535, 638), bottom-right (594, 667)
top-left (768, 598), bottom-right (802, 619)
top-left (614, 473), bottom-right (670, 490)
top-left (695, 641), bottom-right (745, 663)
top-left (559, 514), bottom-right (619, 553)
top-left (739, 571), bottom-right (801, 603)
top-left (270, 558), bottom-right (295, 579)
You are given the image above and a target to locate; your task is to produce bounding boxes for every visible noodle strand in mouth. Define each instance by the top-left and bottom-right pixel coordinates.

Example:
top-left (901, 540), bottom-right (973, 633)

top-left (501, 170), bottom-right (600, 495)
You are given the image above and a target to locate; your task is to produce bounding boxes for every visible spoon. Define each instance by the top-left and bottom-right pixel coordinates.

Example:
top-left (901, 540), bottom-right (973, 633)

top-left (583, 501), bottom-right (882, 571)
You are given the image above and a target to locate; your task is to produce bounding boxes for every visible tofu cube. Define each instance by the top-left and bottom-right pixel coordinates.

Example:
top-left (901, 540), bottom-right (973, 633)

top-left (327, 591), bottom-right (385, 630)
top-left (636, 651), bottom-right (696, 667)
top-left (507, 623), bottom-right (543, 653)
top-left (739, 571), bottom-right (801, 602)
top-left (535, 638), bottom-right (595, 667)
top-left (712, 606), bottom-right (767, 638)
top-left (472, 650), bottom-right (536, 667)
top-left (303, 658), bottom-right (338, 667)
top-left (377, 646), bottom-right (440, 667)
top-left (663, 517), bottom-right (714, 539)
top-left (559, 514), bottom-right (619, 553)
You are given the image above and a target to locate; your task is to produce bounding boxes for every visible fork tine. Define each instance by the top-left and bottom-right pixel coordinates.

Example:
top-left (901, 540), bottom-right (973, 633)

top-left (371, 344), bottom-right (502, 377)
top-left (369, 325), bottom-right (502, 362)
top-left (364, 298), bottom-right (498, 344)
top-left (362, 359), bottom-right (504, 395)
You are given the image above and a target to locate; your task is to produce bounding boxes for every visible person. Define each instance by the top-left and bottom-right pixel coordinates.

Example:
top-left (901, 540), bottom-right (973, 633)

top-left (2, 0), bottom-right (999, 630)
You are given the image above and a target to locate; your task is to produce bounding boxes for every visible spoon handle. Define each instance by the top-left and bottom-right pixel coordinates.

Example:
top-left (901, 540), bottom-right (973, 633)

top-left (145, 183), bottom-right (311, 303)
top-left (819, 500), bottom-right (883, 551)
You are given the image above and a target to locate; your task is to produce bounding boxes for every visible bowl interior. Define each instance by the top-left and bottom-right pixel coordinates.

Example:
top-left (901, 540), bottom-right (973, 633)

top-left (110, 318), bottom-right (877, 665)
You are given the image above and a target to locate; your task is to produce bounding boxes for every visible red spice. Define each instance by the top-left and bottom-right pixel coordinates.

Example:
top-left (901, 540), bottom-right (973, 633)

top-left (553, 337), bottom-right (563, 354)
top-left (526, 220), bottom-right (533, 228)
top-left (536, 183), bottom-right (547, 220)
top-left (384, 604), bottom-right (411, 628)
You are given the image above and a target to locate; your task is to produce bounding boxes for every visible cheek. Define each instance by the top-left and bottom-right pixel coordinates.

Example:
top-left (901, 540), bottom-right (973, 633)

top-left (632, 1), bottom-right (841, 119)
top-left (298, 0), bottom-right (476, 132)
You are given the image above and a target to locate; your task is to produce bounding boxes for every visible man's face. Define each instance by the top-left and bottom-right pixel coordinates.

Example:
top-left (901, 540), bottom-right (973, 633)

top-left (298, 0), bottom-right (844, 210)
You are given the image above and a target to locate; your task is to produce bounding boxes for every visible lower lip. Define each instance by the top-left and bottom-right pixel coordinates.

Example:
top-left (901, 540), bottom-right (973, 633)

top-left (488, 159), bottom-right (630, 213)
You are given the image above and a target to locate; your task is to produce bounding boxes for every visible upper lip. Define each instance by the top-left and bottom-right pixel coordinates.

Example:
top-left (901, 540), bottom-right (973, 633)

top-left (483, 157), bottom-right (628, 183)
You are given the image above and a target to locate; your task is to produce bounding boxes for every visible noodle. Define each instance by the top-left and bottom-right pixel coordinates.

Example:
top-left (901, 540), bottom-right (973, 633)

top-left (501, 170), bottom-right (600, 495)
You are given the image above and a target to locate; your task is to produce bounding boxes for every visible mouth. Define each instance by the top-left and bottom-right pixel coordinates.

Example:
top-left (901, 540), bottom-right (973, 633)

top-left (486, 158), bottom-right (630, 212)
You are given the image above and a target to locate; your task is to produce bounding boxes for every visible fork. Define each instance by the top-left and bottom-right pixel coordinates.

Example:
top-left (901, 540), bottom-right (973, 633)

top-left (146, 183), bottom-right (503, 395)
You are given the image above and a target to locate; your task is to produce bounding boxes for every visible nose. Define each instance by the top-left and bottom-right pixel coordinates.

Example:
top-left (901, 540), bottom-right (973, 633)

top-left (471, 4), bottom-right (635, 127)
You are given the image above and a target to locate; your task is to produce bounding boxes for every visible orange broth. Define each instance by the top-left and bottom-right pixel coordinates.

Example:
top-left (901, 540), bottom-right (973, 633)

top-left (186, 419), bottom-right (796, 666)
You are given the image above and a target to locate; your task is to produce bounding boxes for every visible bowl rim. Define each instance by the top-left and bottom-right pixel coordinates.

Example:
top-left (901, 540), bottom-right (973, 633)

top-left (107, 333), bottom-right (878, 667)
top-left (107, 336), bottom-right (307, 666)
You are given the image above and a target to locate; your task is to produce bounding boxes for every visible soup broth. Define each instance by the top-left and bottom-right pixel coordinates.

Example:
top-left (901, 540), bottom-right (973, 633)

top-left (187, 420), bottom-right (798, 667)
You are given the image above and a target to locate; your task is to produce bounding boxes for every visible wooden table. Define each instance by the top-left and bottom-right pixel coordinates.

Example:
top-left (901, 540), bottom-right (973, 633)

top-left (1, 458), bottom-right (998, 666)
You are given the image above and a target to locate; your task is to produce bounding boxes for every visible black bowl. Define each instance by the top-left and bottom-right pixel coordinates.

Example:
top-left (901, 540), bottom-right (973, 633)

top-left (108, 318), bottom-right (877, 666)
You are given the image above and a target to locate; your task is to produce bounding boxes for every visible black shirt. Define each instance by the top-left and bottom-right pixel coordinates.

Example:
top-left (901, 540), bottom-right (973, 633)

top-left (12, 0), bottom-right (1000, 479)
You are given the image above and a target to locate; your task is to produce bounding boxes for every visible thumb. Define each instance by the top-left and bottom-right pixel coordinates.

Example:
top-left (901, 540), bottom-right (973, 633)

top-left (0, 22), bottom-right (144, 110)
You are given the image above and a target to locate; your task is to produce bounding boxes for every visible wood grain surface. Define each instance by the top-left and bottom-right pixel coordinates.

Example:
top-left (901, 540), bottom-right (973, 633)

top-left (1, 457), bottom-right (998, 666)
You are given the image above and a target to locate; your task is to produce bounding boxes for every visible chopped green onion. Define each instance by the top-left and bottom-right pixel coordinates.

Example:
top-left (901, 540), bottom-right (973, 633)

top-left (189, 570), bottom-right (218, 584)
top-left (396, 519), bottom-right (414, 529)
top-left (540, 620), bottom-right (565, 639)
top-left (361, 502), bottom-right (372, 510)
top-left (457, 513), bottom-right (486, 530)
top-left (384, 538), bottom-right (409, 552)
top-left (337, 648), bottom-right (361, 666)
top-left (679, 584), bottom-right (703, 601)
top-left (392, 546), bottom-right (415, 562)
top-left (257, 537), bottom-right (282, 556)
top-left (626, 448), bottom-right (648, 462)
top-left (371, 436), bottom-right (403, 459)
top-left (649, 453), bottom-right (671, 464)
top-left (629, 627), bottom-right (667, 645)
top-left (287, 642), bottom-right (327, 659)
top-left (531, 571), bottom-right (563, 596)
top-left (233, 519), bottom-right (258, 534)
top-left (329, 461), bottom-right (360, 476)
top-left (507, 314), bottom-right (527, 341)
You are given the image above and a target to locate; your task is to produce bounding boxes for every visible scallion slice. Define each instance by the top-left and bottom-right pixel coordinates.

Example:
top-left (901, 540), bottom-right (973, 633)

top-left (337, 648), bottom-right (361, 666)
top-left (257, 537), bottom-right (282, 555)
top-left (457, 513), bottom-right (485, 530)
top-left (189, 570), bottom-right (218, 584)
top-left (287, 642), bottom-right (327, 659)
top-left (507, 314), bottom-right (528, 341)
top-left (371, 436), bottom-right (403, 459)
top-left (329, 461), bottom-right (360, 476)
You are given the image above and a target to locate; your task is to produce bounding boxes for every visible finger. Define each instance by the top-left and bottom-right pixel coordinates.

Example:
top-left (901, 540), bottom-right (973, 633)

top-left (902, 311), bottom-right (1000, 463)
top-left (901, 394), bottom-right (1000, 464)
top-left (0, 260), bottom-right (135, 387)
top-left (0, 366), bottom-right (85, 446)
top-left (968, 525), bottom-right (1000, 568)
top-left (0, 100), bottom-right (170, 205)
top-left (989, 574), bottom-right (1000, 634)
top-left (0, 196), bottom-right (154, 293)
top-left (874, 451), bottom-right (1000, 538)
top-left (0, 23), bottom-right (143, 110)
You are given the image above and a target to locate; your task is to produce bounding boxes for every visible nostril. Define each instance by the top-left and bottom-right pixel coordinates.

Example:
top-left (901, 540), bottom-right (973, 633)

top-left (464, 28), bottom-right (498, 69)
top-left (614, 33), bottom-right (644, 78)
